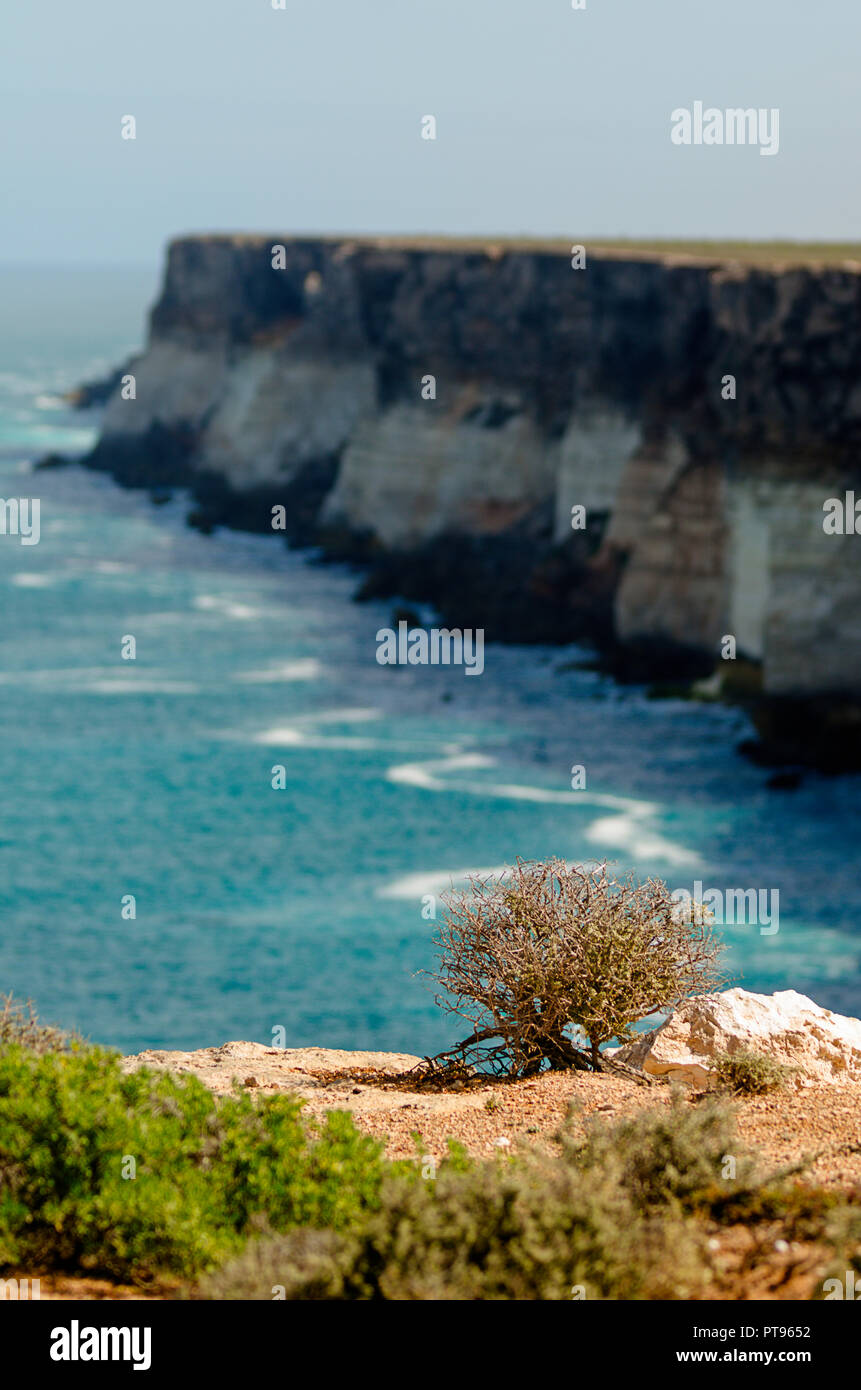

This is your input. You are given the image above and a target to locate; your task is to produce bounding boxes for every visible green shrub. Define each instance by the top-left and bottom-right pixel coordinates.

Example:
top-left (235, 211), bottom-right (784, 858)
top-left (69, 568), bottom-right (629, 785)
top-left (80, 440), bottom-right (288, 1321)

top-left (198, 1098), bottom-right (739, 1301)
top-left (714, 1049), bottom-right (791, 1096)
top-left (566, 1094), bottom-right (758, 1210)
top-left (816, 1207), bottom-right (861, 1299)
top-left (198, 1160), bottom-right (706, 1301)
top-left (194, 1227), bottom-right (363, 1300)
top-left (0, 1045), bottom-right (386, 1279)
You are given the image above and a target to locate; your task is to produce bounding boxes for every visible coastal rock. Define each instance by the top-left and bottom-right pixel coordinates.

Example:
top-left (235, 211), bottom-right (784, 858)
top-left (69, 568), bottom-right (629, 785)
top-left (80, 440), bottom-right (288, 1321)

top-left (614, 988), bottom-right (861, 1086)
top-left (79, 235), bottom-right (861, 762)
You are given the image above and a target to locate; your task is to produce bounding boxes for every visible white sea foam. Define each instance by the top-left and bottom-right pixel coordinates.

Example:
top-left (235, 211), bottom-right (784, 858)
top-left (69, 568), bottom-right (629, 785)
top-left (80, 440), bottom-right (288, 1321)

top-left (376, 865), bottom-right (513, 899)
top-left (303, 707), bottom-right (381, 725)
top-left (385, 754), bottom-right (701, 867)
top-left (585, 813), bottom-right (700, 867)
top-left (0, 667), bottom-right (200, 694)
top-left (0, 666), bottom-right (125, 686)
top-left (93, 560), bottom-right (135, 574)
top-left (81, 679), bottom-right (200, 695)
top-left (193, 594), bottom-right (262, 620)
top-left (251, 710), bottom-right (422, 752)
top-left (386, 753), bottom-right (496, 788)
top-left (235, 659), bottom-right (323, 683)
top-left (9, 573), bottom-right (54, 587)
top-left (252, 727), bottom-right (384, 750)
top-left (377, 857), bottom-right (605, 900)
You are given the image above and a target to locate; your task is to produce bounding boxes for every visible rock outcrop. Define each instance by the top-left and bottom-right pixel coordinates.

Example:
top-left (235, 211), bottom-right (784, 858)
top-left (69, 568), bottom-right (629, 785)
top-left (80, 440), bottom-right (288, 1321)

top-left (614, 988), bottom-right (861, 1086)
top-left (80, 235), bottom-right (861, 765)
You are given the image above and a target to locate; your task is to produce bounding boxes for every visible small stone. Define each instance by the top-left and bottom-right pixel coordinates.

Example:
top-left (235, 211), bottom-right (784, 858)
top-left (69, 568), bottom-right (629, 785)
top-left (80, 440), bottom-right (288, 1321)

top-left (244, 1075), bottom-right (258, 1087)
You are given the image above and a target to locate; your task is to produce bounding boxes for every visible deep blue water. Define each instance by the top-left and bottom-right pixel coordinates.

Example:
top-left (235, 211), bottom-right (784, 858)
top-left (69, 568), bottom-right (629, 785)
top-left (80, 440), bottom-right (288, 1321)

top-left (1, 265), bottom-right (860, 1055)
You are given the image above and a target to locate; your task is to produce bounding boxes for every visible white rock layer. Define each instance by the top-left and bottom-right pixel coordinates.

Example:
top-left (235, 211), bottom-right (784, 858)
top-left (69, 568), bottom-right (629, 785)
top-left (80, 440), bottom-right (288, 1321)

top-left (614, 988), bottom-right (861, 1087)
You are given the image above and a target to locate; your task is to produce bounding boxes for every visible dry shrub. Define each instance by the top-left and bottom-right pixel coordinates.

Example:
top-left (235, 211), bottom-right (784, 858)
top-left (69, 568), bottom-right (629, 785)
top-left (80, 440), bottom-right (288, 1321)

top-left (432, 859), bottom-right (725, 1076)
top-left (0, 993), bottom-right (76, 1056)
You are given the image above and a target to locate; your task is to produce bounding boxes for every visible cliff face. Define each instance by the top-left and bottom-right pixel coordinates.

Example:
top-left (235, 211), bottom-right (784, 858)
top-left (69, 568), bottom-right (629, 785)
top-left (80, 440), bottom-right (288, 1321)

top-left (85, 235), bottom-right (861, 764)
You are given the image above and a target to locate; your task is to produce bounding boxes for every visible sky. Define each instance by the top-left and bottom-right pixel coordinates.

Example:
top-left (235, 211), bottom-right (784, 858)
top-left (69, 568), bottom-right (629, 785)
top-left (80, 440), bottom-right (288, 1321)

top-left (2, 0), bottom-right (859, 266)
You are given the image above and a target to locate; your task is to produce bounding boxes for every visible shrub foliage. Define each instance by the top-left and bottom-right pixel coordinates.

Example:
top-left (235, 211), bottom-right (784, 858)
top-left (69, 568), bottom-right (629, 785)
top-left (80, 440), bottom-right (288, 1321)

top-left (0, 1045), bottom-right (385, 1279)
top-left (715, 1048), bottom-right (791, 1096)
top-left (198, 1097), bottom-right (751, 1301)
top-left (432, 859), bottom-right (725, 1075)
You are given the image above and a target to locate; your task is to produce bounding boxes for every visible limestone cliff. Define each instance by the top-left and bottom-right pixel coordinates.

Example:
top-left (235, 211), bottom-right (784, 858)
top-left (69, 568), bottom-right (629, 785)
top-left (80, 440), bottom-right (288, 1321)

top-left (82, 235), bottom-right (861, 767)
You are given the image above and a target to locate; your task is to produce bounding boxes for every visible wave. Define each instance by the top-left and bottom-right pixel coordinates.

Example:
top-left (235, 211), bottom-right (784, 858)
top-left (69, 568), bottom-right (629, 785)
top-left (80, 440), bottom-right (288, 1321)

top-left (376, 857), bottom-right (610, 901)
top-left (9, 573), bottom-right (55, 588)
top-left (79, 679), bottom-right (201, 695)
top-left (234, 659), bottom-right (323, 683)
top-left (0, 667), bottom-right (199, 694)
top-left (193, 595), bottom-right (264, 621)
top-left (385, 754), bottom-right (701, 868)
top-left (251, 726), bottom-right (382, 750)
top-left (376, 865), bottom-right (513, 900)
top-left (584, 812), bottom-right (700, 867)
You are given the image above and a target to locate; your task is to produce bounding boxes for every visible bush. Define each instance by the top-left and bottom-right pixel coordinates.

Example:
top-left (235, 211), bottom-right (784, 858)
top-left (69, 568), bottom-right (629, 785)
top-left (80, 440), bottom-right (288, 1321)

top-left (199, 1163), bottom-right (706, 1302)
top-left (0, 993), bottom-right (75, 1056)
top-left (566, 1094), bottom-right (757, 1210)
top-left (433, 859), bottom-right (725, 1075)
top-left (0, 1045), bottom-right (386, 1279)
top-left (816, 1207), bottom-right (861, 1299)
top-left (198, 1098), bottom-right (741, 1301)
top-left (714, 1049), bottom-right (791, 1096)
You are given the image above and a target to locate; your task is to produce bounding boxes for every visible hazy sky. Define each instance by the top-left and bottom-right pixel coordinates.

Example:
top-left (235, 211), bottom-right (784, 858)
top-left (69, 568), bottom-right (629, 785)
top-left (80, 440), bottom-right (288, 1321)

top-left (3, 0), bottom-right (858, 265)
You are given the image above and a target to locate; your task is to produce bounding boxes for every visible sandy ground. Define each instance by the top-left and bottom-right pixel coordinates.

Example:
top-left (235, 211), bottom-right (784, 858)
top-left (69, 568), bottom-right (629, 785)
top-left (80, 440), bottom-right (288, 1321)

top-left (121, 1041), bottom-right (861, 1188)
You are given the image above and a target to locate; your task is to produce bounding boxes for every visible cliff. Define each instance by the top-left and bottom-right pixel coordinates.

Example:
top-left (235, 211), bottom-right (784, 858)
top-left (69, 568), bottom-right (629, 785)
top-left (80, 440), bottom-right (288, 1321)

top-left (82, 235), bottom-right (861, 767)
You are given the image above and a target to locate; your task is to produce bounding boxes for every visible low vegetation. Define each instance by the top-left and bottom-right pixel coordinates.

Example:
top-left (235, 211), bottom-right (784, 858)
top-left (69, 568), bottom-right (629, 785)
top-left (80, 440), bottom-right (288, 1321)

top-left (0, 1038), bottom-right (386, 1280)
top-left (430, 859), bottom-right (724, 1076)
top-left (332, 234), bottom-right (861, 268)
top-left (196, 1095), bottom-right (861, 1301)
top-left (0, 992), bottom-right (76, 1057)
top-left (715, 1048), bottom-right (792, 1096)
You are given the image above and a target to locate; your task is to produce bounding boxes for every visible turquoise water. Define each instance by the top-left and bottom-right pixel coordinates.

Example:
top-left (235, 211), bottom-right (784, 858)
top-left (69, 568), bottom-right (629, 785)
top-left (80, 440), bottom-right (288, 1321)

top-left (1, 266), bottom-right (860, 1055)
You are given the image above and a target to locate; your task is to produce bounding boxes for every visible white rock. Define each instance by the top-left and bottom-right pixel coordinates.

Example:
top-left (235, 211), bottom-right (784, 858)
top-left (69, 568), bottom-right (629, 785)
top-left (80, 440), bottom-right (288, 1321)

top-left (613, 988), bottom-right (861, 1087)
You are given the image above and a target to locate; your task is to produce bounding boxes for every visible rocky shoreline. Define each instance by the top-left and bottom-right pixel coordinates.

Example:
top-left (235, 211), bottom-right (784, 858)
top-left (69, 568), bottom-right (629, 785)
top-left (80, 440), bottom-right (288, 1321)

top-left (66, 235), bottom-right (861, 769)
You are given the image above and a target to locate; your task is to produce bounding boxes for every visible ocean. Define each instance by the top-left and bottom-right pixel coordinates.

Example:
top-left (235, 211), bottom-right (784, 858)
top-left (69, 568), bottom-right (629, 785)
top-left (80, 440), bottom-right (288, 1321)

top-left (1, 265), bottom-right (860, 1056)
